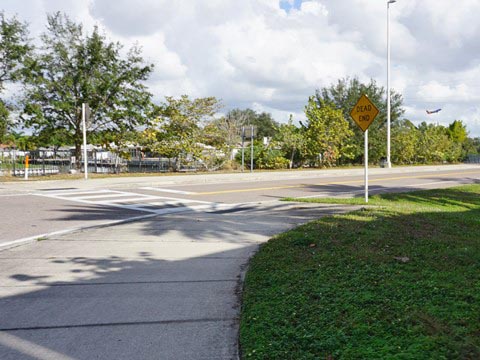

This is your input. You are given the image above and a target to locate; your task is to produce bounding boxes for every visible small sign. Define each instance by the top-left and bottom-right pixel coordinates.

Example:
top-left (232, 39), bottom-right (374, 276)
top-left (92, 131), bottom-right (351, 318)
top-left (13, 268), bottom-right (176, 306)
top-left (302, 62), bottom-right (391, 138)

top-left (350, 94), bottom-right (379, 132)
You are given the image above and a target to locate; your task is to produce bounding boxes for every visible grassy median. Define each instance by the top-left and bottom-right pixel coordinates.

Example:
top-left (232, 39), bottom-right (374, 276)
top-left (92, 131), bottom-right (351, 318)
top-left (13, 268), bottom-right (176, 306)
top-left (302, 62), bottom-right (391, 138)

top-left (240, 185), bottom-right (480, 359)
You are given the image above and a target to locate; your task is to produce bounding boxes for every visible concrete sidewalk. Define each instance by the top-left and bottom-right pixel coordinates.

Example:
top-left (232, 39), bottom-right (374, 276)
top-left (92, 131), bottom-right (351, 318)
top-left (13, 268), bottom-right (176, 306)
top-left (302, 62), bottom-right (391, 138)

top-left (0, 202), bottom-right (355, 360)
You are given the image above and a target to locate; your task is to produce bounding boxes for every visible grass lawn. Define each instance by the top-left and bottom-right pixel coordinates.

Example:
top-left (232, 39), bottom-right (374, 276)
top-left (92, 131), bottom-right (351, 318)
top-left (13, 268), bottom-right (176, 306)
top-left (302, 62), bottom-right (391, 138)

top-left (240, 185), bottom-right (480, 359)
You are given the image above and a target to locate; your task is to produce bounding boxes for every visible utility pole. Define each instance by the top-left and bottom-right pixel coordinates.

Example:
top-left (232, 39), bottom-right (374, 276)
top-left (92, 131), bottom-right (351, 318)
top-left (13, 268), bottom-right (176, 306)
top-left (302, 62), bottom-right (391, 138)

top-left (250, 125), bottom-right (254, 173)
top-left (386, 0), bottom-right (396, 168)
top-left (82, 103), bottom-right (88, 179)
top-left (241, 126), bottom-right (245, 172)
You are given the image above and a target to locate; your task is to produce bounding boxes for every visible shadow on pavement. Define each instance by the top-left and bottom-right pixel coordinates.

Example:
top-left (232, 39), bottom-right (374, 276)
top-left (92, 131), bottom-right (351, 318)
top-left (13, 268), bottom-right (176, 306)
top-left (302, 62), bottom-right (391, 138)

top-left (0, 202), bottom-right (353, 360)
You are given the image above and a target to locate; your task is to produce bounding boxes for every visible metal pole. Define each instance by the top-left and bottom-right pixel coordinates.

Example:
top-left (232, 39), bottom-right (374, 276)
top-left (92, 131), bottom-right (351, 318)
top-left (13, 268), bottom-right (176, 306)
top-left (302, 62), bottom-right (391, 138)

top-left (241, 126), bottom-right (245, 172)
top-left (365, 129), bottom-right (369, 203)
top-left (386, 0), bottom-right (395, 169)
top-left (82, 103), bottom-right (88, 179)
top-left (12, 148), bottom-right (16, 176)
top-left (250, 125), bottom-right (254, 173)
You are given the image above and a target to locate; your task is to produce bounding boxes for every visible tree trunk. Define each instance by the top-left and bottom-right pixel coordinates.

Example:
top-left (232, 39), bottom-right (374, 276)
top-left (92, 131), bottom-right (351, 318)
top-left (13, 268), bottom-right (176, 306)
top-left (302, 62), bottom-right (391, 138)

top-left (289, 148), bottom-right (295, 169)
top-left (75, 142), bottom-right (82, 170)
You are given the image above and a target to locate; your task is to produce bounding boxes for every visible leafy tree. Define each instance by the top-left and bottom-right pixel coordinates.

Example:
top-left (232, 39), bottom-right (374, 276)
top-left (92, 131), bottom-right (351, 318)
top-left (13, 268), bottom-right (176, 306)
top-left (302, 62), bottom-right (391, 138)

top-left (447, 120), bottom-right (468, 143)
top-left (4, 131), bottom-right (35, 151)
top-left (250, 112), bottom-right (279, 138)
top-left (462, 137), bottom-right (480, 157)
top-left (315, 77), bottom-right (404, 163)
top-left (204, 108), bottom-right (245, 160)
top-left (274, 116), bottom-right (304, 168)
top-left (391, 119), bottom-right (419, 164)
top-left (444, 120), bottom-right (468, 161)
top-left (21, 13), bottom-right (153, 168)
top-left (222, 108), bottom-right (279, 139)
top-left (255, 144), bottom-right (290, 169)
top-left (0, 12), bottom-right (31, 90)
top-left (0, 100), bottom-right (9, 142)
top-left (32, 126), bottom-right (70, 151)
top-left (0, 12), bottom-right (32, 143)
top-left (302, 97), bottom-right (353, 167)
top-left (416, 122), bottom-right (456, 163)
top-left (141, 95), bottom-right (221, 170)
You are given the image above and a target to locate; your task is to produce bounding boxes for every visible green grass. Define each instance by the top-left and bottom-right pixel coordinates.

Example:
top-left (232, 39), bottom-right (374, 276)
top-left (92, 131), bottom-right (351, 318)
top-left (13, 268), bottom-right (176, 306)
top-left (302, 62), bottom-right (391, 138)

top-left (240, 185), bottom-right (480, 359)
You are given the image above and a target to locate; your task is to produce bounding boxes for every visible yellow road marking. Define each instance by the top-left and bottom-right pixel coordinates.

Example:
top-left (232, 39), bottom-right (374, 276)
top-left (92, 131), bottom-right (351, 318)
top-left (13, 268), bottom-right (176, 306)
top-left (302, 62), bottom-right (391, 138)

top-left (194, 170), bottom-right (480, 196)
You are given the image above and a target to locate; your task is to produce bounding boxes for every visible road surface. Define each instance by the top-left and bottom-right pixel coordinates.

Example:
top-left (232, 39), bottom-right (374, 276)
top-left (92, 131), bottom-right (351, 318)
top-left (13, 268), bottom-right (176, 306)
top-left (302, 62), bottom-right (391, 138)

top-left (0, 164), bottom-right (479, 359)
top-left (1, 164), bottom-right (479, 247)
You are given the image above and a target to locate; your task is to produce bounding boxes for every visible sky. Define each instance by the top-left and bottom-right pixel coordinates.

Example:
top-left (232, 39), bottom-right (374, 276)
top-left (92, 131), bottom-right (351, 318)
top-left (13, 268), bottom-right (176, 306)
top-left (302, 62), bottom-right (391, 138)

top-left (2, 0), bottom-right (480, 136)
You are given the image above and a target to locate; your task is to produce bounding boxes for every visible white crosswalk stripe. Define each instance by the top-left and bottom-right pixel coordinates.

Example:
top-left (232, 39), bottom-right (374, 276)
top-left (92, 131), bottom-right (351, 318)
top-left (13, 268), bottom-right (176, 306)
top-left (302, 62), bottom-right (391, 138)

top-left (34, 189), bottom-right (216, 215)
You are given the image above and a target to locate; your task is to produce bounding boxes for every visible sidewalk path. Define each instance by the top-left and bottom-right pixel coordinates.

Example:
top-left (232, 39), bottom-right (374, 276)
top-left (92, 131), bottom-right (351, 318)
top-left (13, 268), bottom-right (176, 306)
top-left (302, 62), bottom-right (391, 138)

top-left (0, 202), bottom-right (355, 360)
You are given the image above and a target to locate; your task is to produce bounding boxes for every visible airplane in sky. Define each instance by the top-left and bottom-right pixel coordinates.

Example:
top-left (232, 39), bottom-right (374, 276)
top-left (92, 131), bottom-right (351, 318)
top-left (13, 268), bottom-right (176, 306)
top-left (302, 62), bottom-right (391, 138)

top-left (426, 108), bottom-right (442, 114)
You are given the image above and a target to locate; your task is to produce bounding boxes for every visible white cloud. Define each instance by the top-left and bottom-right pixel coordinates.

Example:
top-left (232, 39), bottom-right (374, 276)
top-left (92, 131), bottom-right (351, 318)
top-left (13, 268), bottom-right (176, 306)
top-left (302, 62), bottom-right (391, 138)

top-left (1, 0), bottom-right (480, 136)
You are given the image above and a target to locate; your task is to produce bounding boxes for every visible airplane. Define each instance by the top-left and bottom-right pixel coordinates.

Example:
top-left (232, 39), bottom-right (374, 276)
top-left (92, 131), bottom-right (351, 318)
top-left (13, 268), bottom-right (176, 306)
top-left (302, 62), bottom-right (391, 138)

top-left (426, 108), bottom-right (442, 114)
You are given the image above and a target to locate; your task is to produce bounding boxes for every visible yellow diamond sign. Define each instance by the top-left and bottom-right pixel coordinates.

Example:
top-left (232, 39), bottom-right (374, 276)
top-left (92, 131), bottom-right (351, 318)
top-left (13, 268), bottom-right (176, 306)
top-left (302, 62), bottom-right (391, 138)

top-left (350, 94), bottom-right (379, 132)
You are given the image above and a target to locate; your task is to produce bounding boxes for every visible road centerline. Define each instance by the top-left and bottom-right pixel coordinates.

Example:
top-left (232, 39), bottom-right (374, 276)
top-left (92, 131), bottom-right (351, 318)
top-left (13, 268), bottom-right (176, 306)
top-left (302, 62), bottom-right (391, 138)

top-left (192, 170), bottom-right (480, 196)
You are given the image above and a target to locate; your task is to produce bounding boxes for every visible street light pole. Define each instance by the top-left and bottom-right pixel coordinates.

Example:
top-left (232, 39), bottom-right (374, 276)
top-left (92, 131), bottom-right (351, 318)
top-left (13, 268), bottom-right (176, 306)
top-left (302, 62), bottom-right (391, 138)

top-left (386, 0), bottom-right (396, 169)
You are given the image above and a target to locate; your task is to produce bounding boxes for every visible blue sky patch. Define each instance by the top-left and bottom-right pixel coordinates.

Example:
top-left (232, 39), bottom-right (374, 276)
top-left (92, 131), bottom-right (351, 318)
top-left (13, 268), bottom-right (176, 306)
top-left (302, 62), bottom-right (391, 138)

top-left (279, 0), bottom-right (303, 13)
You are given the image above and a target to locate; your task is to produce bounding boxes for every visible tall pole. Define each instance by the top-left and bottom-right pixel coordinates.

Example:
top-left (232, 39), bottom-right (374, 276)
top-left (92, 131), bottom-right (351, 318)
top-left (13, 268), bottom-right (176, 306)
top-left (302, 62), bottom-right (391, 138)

top-left (241, 126), bottom-right (245, 172)
top-left (82, 103), bottom-right (88, 180)
top-left (365, 129), bottom-right (369, 203)
top-left (386, 0), bottom-right (396, 169)
top-left (250, 125), bottom-right (254, 173)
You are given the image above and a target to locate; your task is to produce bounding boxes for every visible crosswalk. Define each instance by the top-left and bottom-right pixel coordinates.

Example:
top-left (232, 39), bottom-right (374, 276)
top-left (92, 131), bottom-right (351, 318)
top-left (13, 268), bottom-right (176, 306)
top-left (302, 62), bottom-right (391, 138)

top-left (34, 189), bottom-right (216, 215)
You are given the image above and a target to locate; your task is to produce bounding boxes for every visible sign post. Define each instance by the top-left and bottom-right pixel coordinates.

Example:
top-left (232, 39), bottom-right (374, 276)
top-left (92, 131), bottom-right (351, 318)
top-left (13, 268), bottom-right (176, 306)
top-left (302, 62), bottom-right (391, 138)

top-left (364, 129), bottom-right (368, 202)
top-left (241, 126), bottom-right (245, 172)
top-left (350, 94), bottom-right (379, 203)
top-left (250, 125), bottom-right (254, 173)
top-left (24, 155), bottom-right (29, 180)
top-left (82, 103), bottom-right (90, 180)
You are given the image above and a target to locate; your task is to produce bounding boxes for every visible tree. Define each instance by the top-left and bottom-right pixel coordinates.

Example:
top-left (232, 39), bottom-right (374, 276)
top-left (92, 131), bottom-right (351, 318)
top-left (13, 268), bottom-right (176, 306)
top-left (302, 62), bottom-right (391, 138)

top-left (315, 77), bottom-right (404, 163)
top-left (416, 122), bottom-right (455, 163)
top-left (0, 100), bottom-right (9, 142)
top-left (21, 13), bottom-right (154, 168)
top-left (249, 112), bottom-right (279, 138)
top-left (302, 97), bottom-right (353, 167)
top-left (274, 115), bottom-right (304, 169)
top-left (221, 108), bottom-right (279, 139)
top-left (206, 109), bottom-right (247, 160)
top-left (0, 12), bottom-right (32, 143)
top-left (447, 120), bottom-right (468, 143)
top-left (462, 137), bottom-right (480, 157)
top-left (391, 119), bottom-right (419, 164)
top-left (0, 12), bottom-right (31, 91)
top-left (141, 95), bottom-right (221, 170)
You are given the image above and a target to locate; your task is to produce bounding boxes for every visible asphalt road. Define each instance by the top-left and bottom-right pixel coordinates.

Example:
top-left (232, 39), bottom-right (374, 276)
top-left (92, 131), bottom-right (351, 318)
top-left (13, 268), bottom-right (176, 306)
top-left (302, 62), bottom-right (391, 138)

top-left (1, 164), bottom-right (479, 247)
top-left (0, 164), bottom-right (479, 359)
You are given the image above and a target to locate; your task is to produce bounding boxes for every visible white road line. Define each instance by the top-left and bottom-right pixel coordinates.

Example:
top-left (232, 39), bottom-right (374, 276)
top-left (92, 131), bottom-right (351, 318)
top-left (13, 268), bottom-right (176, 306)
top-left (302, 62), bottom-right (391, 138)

top-left (144, 195), bottom-right (213, 204)
top-left (97, 196), bottom-right (161, 204)
top-left (74, 193), bottom-right (150, 200)
top-left (0, 213), bottom-right (159, 251)
top-left (0, 194), bottom-right (30, 197)
top-left (32, 189), bottom-right (221, 216)
top-left (37, 189), bottom-right (111, 196)
top-left (141, 187), bottom-right (196, 195)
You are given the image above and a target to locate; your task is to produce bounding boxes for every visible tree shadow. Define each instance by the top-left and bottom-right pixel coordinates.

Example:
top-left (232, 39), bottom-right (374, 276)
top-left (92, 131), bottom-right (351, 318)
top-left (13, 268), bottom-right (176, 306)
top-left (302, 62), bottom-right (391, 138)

top-left (47, 204), bottom-right (145, 222)
top-left (0, 201), bottom-right (354, 359)
top-left (0, 244), bottom-right (258, 359)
